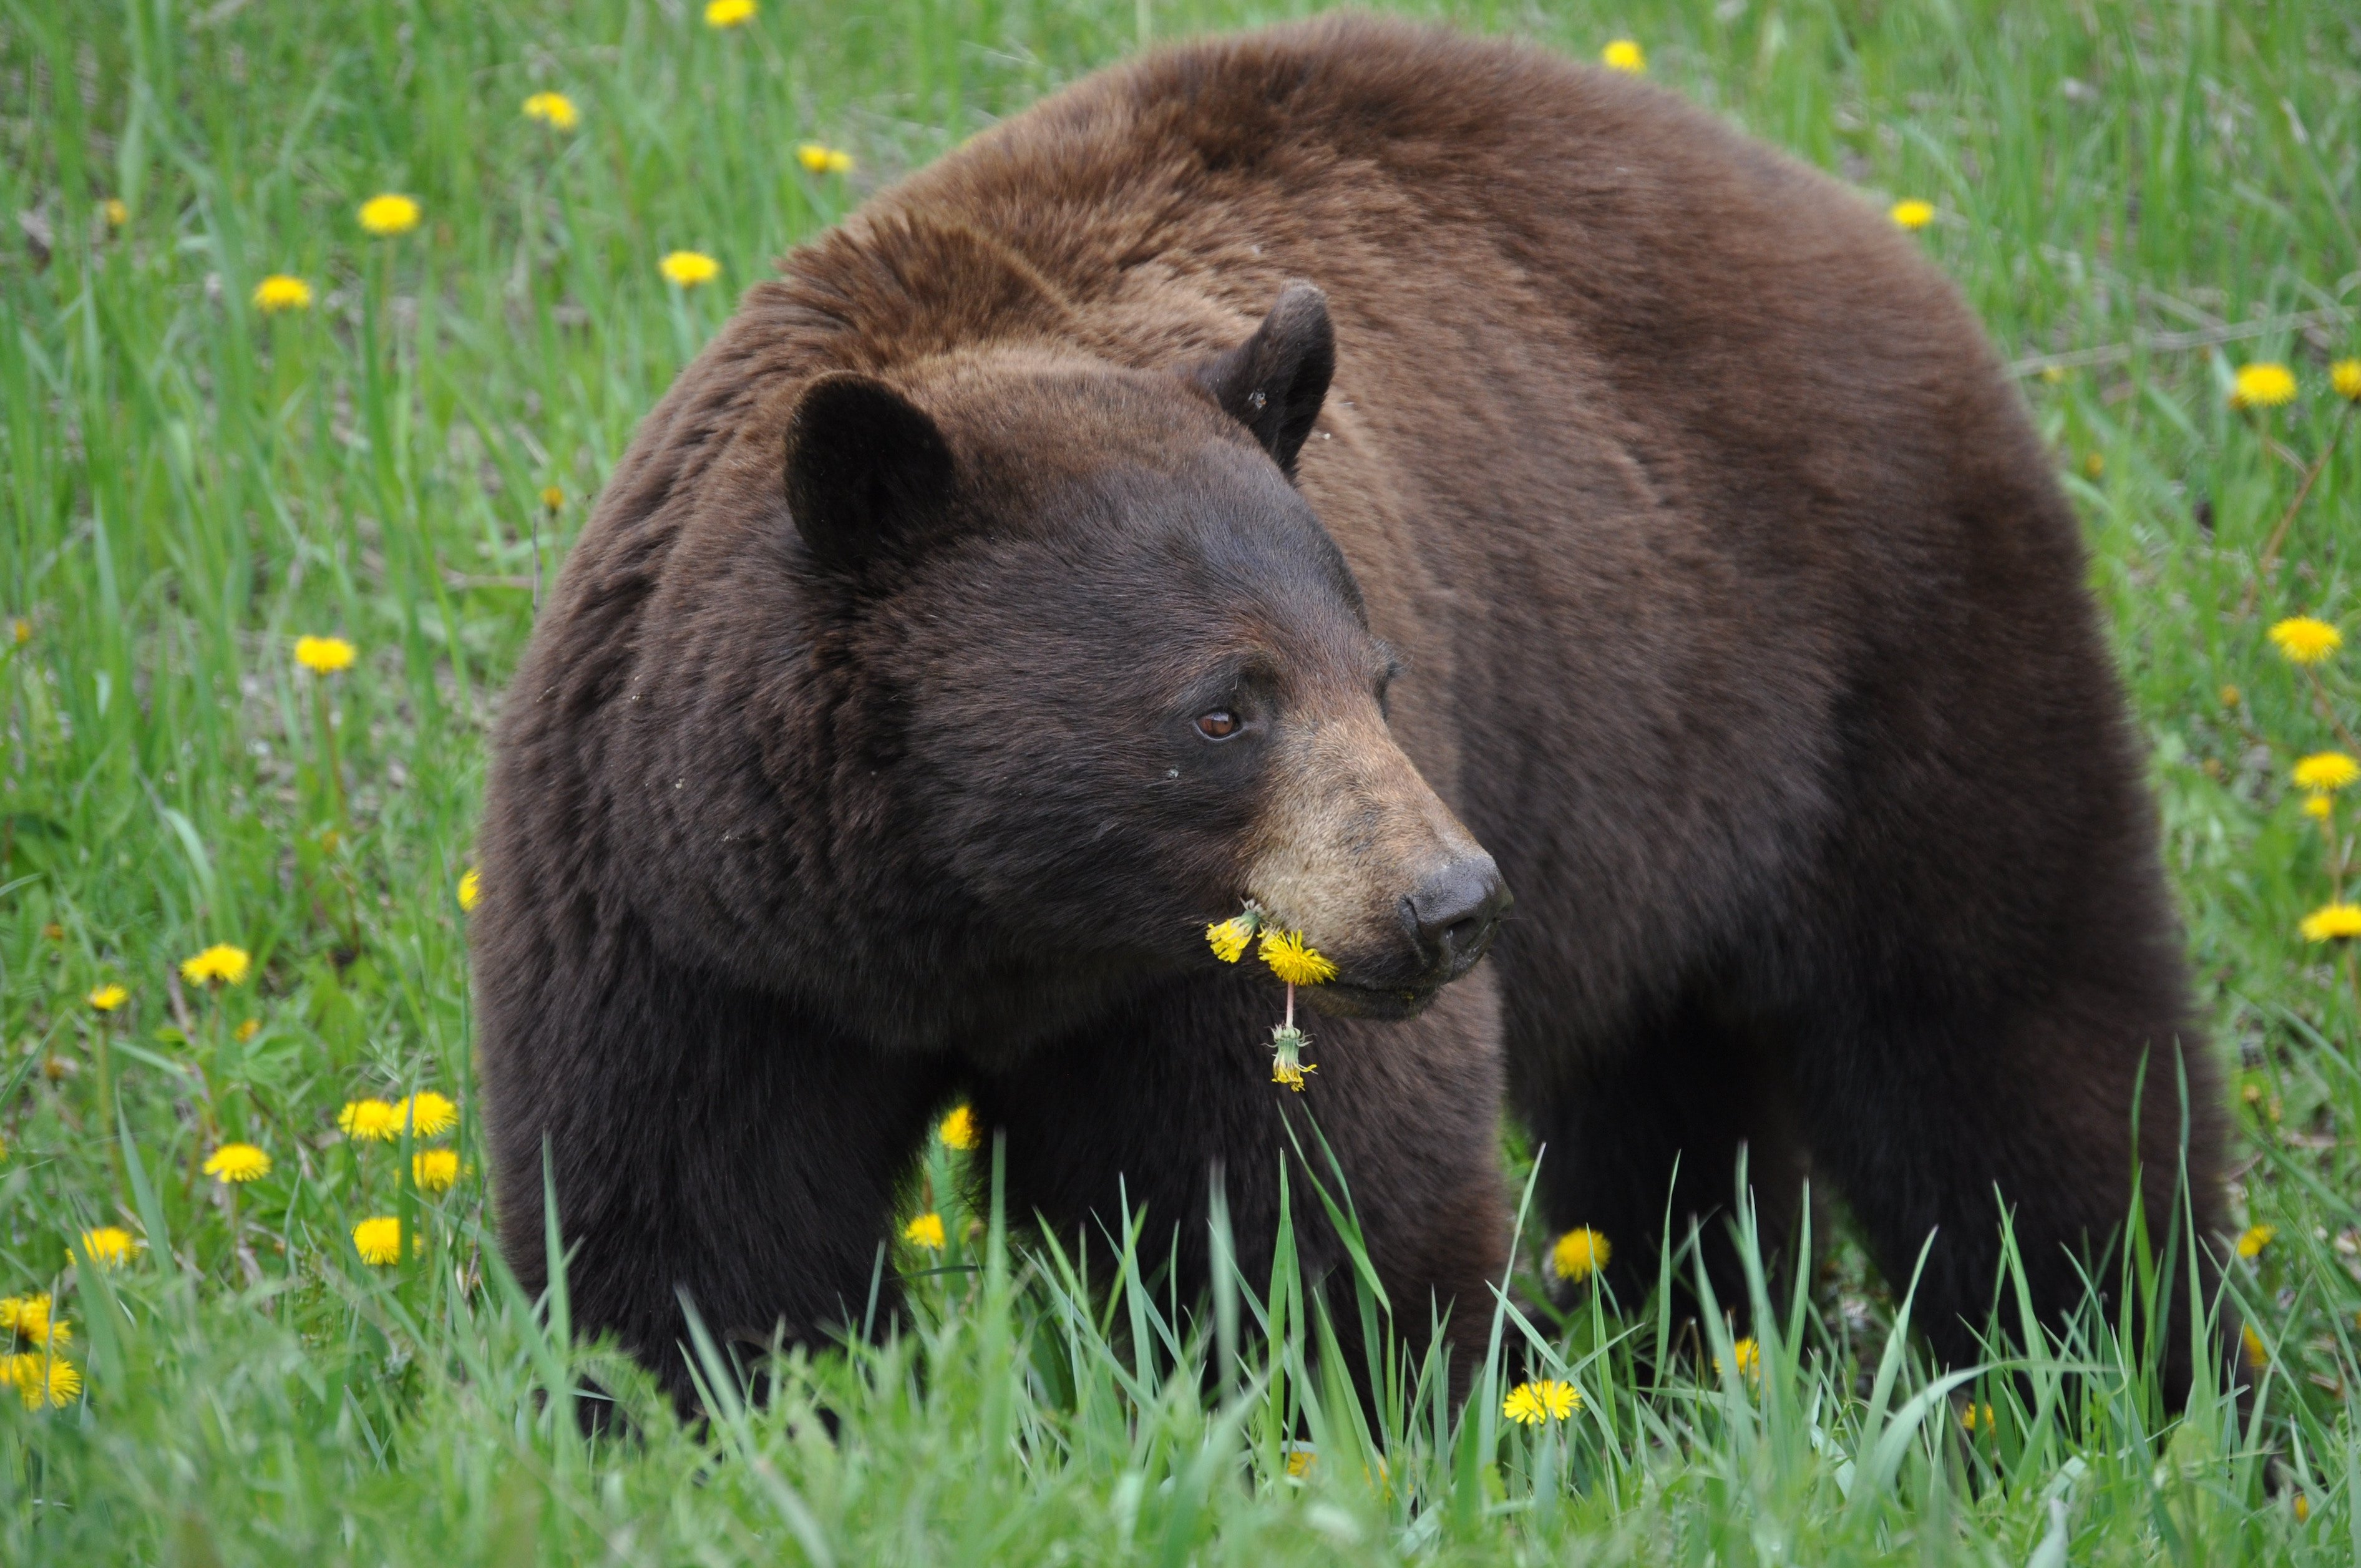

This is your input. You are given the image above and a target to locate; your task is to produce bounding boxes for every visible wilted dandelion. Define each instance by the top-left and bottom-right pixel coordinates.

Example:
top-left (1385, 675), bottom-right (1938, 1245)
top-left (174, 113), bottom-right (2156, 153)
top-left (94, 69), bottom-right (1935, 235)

top-left (400, 1092), bottom-right (458, 1137)
top-left (78, 1227), bottom-right (136, 1267)
top-left (522, 91), bottom-right (579, 130)
top-left (2231, 362), bottom-right (2299, 409)
top-left (1549, 1226), bottom-right (1611, 1283)
top-left (203, 1143), bottom-right (272, 1183)
top-left (1600, 39), bottom-right (1645, 73)
top-left (660, 250), bottom-right (721, 287)
top-left (87, 984), bottom-right (127, 1011)
top-left (2294, 753), bottom-right (2359, 793)
top-left (2301, 903), bottom-right (2361, 942)
top-left (338, 1098), bottom-right (403, 1141)
top-left (358, 193), bottom-right (421, 236)
top-left (412, 1149), bottom-right (462, 1194)
top-left (2237, 1223), bottom-right (2276, 1259)
top-left (295, 635), bottom-right (355, 674)
top-left (939, 1105), bottom-right (980, 1151)
top-left (706, 0), bottom-right (756, 24)
top-left (351, 1217), bottom-right (412, 1265)
top-left (797, 143), bottom-right (855, 174)
top-left (6, 1354), bottom-right (80, 1409)
top-left (180, 944), bottom-right (251, 986)
top-left (2270, 616), bottom-right (2342, 665)
top-left (1889, 199), bottom-right (1935, 230)
top-left (1502, 1379), bottom-right (1580, 1424)
top-left (903, 1212), bottom-right (947, 1250)
top-left (253, 275), bottom-right (313, 313)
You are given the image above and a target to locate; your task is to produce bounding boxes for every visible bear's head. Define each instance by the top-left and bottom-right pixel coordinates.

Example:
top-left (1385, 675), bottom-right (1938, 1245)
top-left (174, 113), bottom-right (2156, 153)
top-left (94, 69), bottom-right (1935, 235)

top-left (770, 282), bottom-right (1508, 1033)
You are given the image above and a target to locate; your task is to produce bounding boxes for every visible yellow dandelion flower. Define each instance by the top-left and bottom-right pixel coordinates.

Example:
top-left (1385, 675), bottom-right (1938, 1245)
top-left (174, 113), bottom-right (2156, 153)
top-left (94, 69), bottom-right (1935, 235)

top-left (7, 1354), bottom-right (81, 1409)
top-left (358, 193), bottom-right (421, 236)
top-left (103, 198), bottom-right (129, 227)
top-left (351, 1216), bottom-right (415, 1265)
top-left (252, 275), bottom-right (313, 313)
top-left (457, 868), bottom-right (480, 911)
top-left (1549, 1226), bottom-right (1611, 1283)
top-left (1502, 1379), bottom-right (1580, 1424)
top-left (1283, 1444), bottom-right (1315, 1477)
top-left (2294, 753), bottom-right (2360, 793)
top-left (412, 1149), bottom-right (462, 1193)
top-left (522, 91), bottom-right (580, 130)
top-left (399, 1092), bottom-right (459, 1137)
top-left (78, 1227), bottom-right (136, 1267)
top-left (1600, 39), bottom-right (1645, 73)
top-left (1889, 198), bottom-right (1937, 231)
top-left (2237, 1223), bottom-right (2276, 1259)
top-left (2269, 616), bottom-right (2342, 665)
top-left (2300, 903), bottom-right (2361, 943)
top-left (2306, 794), bottom-right (2334, 819)
top-left (2334, 360), bottom-right (2361, 402)
top-left (203, 1142), bottom-right (272, 1183)
top-left (2242, 1322), bottom-right (2268, 1368)
top-left (796, 143), bottom-right (854, 174)
top-left (939, 1105), bottom-right (980, 1151)
top-left (1960, 1401), bottom-right (1996, 1433)
top-left (87, 984), bottom-right (128, 1012)
top-left (179, 944), bottom-right (251, 986)
top-left (1716, 1337), bottom-right (1761, 1380)
top-left (1, 1295), bottom-right (68, 1348)
top-left (1259, 929), bottom-right (1338, 986)
top-left (2231, 362), bottom-right (2298, 409)
top-left (903, 1212), bottom-right (947, 1250)
top-left (540, 485), bottom-right (565, 510)
top-left (1205, 915), bottom-right (1256, 963)
top-left (660, 250), bottom-right (721, 287)
top-left (706, 0), bottom-right (756, 25)
top-left (295, 635), bottom-right (356, 673)
top-left (338, 1098), bottom-right (403, 1141)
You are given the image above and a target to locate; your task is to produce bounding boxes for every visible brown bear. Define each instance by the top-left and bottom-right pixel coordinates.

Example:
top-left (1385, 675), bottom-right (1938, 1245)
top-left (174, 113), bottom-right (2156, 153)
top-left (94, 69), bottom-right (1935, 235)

top-left (474, 15), bottom-right (2226, 1408)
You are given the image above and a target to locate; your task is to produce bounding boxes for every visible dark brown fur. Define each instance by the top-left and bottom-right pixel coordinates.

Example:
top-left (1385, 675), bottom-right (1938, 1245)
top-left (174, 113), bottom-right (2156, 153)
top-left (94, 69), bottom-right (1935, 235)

top-left (474, 16), bottom-right (2227, 1406)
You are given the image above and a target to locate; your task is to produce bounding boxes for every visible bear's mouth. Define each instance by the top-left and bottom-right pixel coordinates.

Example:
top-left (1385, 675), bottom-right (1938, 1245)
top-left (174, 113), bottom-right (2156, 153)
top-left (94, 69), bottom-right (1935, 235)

top-left (1300, 976), bottom-right (1446, 1021)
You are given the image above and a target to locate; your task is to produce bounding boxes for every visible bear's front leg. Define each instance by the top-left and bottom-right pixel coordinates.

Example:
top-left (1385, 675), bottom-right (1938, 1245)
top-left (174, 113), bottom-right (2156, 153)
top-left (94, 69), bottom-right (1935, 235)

top-left (479, 920), bottom-right (953, 1412)
top-left (968, 965), bottom-right (1510, 1400)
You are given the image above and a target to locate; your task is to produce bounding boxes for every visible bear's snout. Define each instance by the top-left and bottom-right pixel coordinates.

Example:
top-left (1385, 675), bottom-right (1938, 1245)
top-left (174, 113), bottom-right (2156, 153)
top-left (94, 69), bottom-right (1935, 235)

top-left (1401, 854), bottom-right (1511, 985)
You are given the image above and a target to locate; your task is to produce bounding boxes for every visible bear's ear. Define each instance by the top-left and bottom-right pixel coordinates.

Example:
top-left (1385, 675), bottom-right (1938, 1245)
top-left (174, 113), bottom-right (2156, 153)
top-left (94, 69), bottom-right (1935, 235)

top-left (782, 372), bottom-right (957, 573)
top-left (1188, 280), bottom-right (1335, 477)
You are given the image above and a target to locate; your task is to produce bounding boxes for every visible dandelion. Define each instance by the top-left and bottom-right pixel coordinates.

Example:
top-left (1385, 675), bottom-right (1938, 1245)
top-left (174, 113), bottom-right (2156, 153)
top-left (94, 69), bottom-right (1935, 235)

top-left (1960, 1401), bottom-right (1996, 1433)
top-left (1259, 929), bottom-right (1338, 986)
top-left (78, 1227), bottom-right (136, 1268)
top-left (903, 1212), bottom-right (947, 1250)
top-left (359, 193), bottom-right (421, 236)
top-left (1599, 39), bottom-right (1645, 73)
top-left (2296, 1492), bottom-right (2312, 1522)
top-left (180, 944), bottom-right (251, 986)
top-left (1716, 1337), bottom-right (1761, 1380)
top-left (2300, 903), bottom-right (2361, 943)
top-left (457, 869), bottom-right (480, 911)
top-left (796, 143), bottom-right (855, 175)
top-left (338, 1098), bottom-right (404, 1141)
top-left (2334, 360), bottom-right (2361, 402)
top-left (2294, 753), bottom-right (2359, 793)
top-left (660, 250), bottom-right (721, 287)
top-left (2231, 362), bottom-right (2298, 409)
top-left (1283, 1444), bottom-right (1315, 1477)
top-left (2082, 452), bottom-right (2105, 479)
top-left (2242, 1322), bottom-right (2269, 1368)
top-left (203, 1142), bottom-right (272, 1183)
top-left (351, 1216), bottom-right (414, 1265)
top-left (1205, 909), bottom-right (1260, 963)
top-left (103, 198), bottom-right (129, 226)
top-left (295, 635), bottom-right (356, 674)
top-left (1, 1296), bottom-right (68, 1348)
top-left (235, 1018), bottom-right (259, 1043)
top-left (1889, 199), bottom-right (1936, 230)
top-left (252, 275), bottom-right (313, 313)
top-left (1502, 1379), bottom-right (1580, 1424)
top-left (412, 1149), bottom-right (462, 1194)
top-left (522, 91), bottom-right (579, 131)
top-left (399, 1091), bottom-right (459, 1137)
top-left (540, 486), bottom-right (565, 510)
top-left (2237, 1223), bottom-right (2276, 1259)
top-left (7, 1354), bottom-right (80, 1409)
top-left (2221, 685), bottom-right (2241, 708)
top-left (1549, 1226), bottom-right (1611, 1283)
top-left (706, 0), bottom-right (756, 24)
top-left (939, 1105), bottom-right (980, 1151)
top-left (1268, 1024), bottom-right (1317, 1091)
top-left (87, 984), bottom-right (127, 1011)
top-left (2269, 616), bottom-right (2342, 665)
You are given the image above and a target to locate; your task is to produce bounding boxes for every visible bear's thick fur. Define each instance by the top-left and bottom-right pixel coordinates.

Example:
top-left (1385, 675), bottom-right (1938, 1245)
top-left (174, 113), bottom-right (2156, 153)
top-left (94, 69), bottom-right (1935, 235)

top-left (475, 16), bottom-right (2226, 1406)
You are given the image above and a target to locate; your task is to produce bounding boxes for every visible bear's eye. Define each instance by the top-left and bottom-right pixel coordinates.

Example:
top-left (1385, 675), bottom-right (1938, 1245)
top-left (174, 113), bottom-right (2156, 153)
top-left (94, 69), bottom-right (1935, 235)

top-left (1194, 710), bottom-right (1240, 741)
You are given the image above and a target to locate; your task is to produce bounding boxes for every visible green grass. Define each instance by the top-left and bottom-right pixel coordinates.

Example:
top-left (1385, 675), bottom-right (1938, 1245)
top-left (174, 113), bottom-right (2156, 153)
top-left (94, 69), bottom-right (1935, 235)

top-left (4, 0), bottom-right (2361, 1560)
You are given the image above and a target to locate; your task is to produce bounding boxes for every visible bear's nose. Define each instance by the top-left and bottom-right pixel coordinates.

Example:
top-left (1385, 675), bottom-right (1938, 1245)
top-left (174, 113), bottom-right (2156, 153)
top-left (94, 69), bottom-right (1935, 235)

top-left (1401, 854), bottom-right (1511, 981)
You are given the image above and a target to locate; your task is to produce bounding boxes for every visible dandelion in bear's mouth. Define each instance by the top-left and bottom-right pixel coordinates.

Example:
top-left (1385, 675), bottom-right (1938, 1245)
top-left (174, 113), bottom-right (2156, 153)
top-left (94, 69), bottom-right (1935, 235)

top-left (1205, 903), bottom-right (1263, 963)
top-left (1211, 903), bottom-right (1337, 1090)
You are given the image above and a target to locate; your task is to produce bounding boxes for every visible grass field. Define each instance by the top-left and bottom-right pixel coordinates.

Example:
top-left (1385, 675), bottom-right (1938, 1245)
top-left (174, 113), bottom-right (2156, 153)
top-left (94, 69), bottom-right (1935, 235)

top-left (6, 0), bottom-right (2361, 1561)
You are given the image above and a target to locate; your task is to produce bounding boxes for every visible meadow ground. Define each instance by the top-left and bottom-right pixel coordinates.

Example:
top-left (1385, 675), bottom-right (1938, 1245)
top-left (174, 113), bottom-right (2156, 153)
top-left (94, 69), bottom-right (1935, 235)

top-left (4, 0), bottom-right (2361, 1561)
